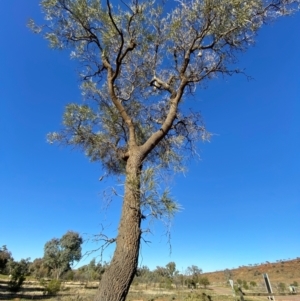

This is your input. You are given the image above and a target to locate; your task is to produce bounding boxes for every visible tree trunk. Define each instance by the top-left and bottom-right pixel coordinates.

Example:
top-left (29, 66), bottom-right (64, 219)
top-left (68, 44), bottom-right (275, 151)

top-left (94, 150), bottom-right (142, 301)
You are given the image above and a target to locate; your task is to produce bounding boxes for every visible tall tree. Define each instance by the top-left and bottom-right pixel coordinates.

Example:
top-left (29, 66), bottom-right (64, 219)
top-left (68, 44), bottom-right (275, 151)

top-left (186, 265), bottom-right (203, 277)
top-left (186, 265), bottom-right (202, 287)
top-left (30, 0), bottom-right (300, 300)
top-left (43, 231), bottom-right (82, 279)
top-left (166, 261), bottom-right (177, 279)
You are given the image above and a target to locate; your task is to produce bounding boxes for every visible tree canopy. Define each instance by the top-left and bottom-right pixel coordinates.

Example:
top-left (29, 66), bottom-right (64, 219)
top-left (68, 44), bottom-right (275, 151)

top-left (43, 231), bottom-right (83, 279)
top-left (30, 0), bottom-right (300, 222)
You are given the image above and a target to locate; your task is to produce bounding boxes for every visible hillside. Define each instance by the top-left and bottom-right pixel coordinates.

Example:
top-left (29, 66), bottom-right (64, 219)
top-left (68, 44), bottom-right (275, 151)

top-left (203, 258), bottom-right (300, 287)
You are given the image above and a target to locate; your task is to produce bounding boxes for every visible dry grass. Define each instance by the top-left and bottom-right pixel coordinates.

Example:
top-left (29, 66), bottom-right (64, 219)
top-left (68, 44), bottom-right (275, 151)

top-left (1, 284), bottom-right (299, 301)
top-left (204, 258), bottom-right (300, 285)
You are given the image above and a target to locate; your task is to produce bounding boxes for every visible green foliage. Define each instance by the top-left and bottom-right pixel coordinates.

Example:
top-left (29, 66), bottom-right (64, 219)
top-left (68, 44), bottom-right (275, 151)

top-left (154, 266), bottom-right (169, 279)
top-left (135, 265), bottom-right (160, 285)
top-left (62, 269), bottom-right (75, 281)
top-left (164, 278), bottom-right (174, 289)
top-left (7, 258), bottom-right (30, 292)
top-left (29, 258), bottom-right (49, 279)
top-left (31, 0), bottom-right (213, 178)
top-left (242, 280), bottom-right (249, 290)
top-left (291, 281), bottom-right (298, 287)
top-left (198, 276), bottom-right (210, 288)
top-left (186, 265), bottom-right (203, 277)
top-left (185, 278), bottom-right (197, 289)
top-left (74, 258), bottom-right (107, 281)
top-left (237, 279), bottom-right (243, 285)
top-left (42, 279), bottom-right (61, 295)
top-left (29, 0), bottom-right (300, 245)
top-left (136, 265), bottom-right (150, 277)
top-left (0, 245), bottom-right (12, 274)
top-left (151, 263), bottom-right (180, 288)
top-left (43, 231), bottom-right (83, 279)
top-left (140, 167), bottom-right (182, 225)
top-left (166, 262), bottom-right (177, 279)
top-left (45, 279), bottom-right (61, 295)
top-left (249, 281), bottom-right (257, 287)
top-left (277, 282), bottom-right (286, 293)
top-left (186, 265), bottom-right (203, 288)
top-left (8, 274), bottom-right (25, 292)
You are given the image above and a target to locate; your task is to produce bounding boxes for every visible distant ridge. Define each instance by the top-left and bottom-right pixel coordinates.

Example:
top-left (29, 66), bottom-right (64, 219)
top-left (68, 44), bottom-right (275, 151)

top-left (203, 258), bottom-right (300, 286)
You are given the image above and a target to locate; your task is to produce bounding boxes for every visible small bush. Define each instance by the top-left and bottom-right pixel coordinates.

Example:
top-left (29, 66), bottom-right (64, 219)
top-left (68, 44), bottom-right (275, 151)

top-left (242, 280), bottom-right (249, 290)
top-left (277, 282), bottom-right (286, 293)
top-left (42, 279), bottom-right (61, 295)
top-left (8, 275), bottom-right (26, 292)
top-left (291, 281), bottom-right (298, 287)
top-left (250, 281), bottom-right (257, 288)
top-left (7, 259), bottom-right (29, 292)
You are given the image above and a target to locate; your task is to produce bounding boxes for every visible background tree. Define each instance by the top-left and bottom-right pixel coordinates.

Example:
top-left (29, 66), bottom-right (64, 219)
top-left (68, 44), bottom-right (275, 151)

top-left (152, 262), bottom-right (178, 288)
top-left (134, 265), bottom-right (159, 288)
top-left (186, 265), bottom-right (203, 288)
top-left (7, 258), bottom-right (30, 292)
top-left (61, 269), bottom-right (75, 281)
top-left (43, 231), bottom-right (82, 279)
top-left (0, 245), bottom-right (12, 274)
top-left (135, 265), bottom-right (150, 278)
top-left (199, 276), bottom-right (210, 289)
top-left (84, 258), bottom-right (105, 281)
top-left (30, 0), bottom-right (300, 300)
top-left (29, 258), bottom-right (49, 279)
top-left (74, 258), bottom-right (107, 281)
top-left (154, 265), bottom-right (169, 278)
top-left (166, 261), bottom-right (177, 279)
top-left (174, 272), bottom-right (185, 289)
top-left (186, 265), bottom-right (203, 280)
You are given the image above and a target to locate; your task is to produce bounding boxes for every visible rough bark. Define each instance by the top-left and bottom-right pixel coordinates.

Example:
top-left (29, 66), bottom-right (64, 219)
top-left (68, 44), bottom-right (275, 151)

top-left (94, 149), bottom-right (142, 301)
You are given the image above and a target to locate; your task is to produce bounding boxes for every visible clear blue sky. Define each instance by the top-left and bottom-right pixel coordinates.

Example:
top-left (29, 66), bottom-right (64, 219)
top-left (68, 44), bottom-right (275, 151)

top-left (1, 1), bottom-right (299, 273)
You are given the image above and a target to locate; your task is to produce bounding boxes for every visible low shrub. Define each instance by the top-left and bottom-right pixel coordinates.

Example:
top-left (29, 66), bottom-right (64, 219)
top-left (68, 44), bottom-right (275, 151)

top-left (40, 278), bottom-right (61, 295)
top-left (8, 274), bottom-right (25, 292)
